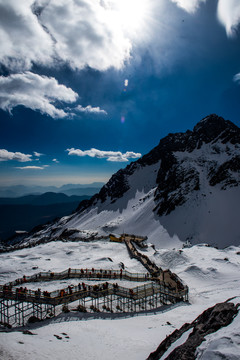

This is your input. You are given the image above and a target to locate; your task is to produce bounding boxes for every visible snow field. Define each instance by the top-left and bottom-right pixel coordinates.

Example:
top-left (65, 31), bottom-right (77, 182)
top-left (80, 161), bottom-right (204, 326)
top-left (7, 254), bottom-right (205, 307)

top-left (0, 240), bottom-right (147, 285)
top-left (1, 241), bottom-right (240, 359)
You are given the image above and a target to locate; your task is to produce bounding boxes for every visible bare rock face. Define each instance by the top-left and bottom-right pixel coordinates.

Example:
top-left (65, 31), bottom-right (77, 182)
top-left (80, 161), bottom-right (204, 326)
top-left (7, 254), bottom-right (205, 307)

top-left (208, 155), bottom-right (240, 188)
top-left (77, 114), bottom-right (240, 216)
top-left (153, 114), bottom-right (240, 215)
top-left (147, 301), bottom-right (239, 360)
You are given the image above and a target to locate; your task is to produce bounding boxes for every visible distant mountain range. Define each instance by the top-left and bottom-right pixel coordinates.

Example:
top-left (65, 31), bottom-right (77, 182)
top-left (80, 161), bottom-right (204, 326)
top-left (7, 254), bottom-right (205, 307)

top-left (0, 192), bottom-right (91, 206)
top-left (3, 114), bottom-right (240, 249)
top-left (0, 182), bottom-right (104, 198)
top-left (0, 193), bottom-right (91, 241)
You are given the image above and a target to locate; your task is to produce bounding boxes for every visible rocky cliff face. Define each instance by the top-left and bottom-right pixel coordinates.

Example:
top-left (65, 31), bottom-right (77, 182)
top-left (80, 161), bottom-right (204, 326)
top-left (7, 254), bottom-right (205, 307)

top-left (3, 114), bottom-right (240, 250)
top-left (147, 300), bottom-right (239, 360)
top-left (77, 114), bottom-right (240, 217)
top-left (154, 114), bottom-right (240, 216)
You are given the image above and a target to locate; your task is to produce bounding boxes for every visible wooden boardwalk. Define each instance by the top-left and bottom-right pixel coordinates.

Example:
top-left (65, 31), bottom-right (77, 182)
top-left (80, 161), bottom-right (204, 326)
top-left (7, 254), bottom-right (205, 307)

top-left (123, 235), bottom-right (187, 292)
top-left (0, 235), bottom-right (188, 327)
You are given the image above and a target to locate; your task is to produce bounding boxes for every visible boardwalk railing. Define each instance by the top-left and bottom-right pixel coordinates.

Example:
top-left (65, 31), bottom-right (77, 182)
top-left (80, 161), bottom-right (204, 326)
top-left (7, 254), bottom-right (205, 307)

top-left (1, 268), bottom-right (151, 290)
top-left (0, 234), bottom-right (189, 327)
top-left (0, 280), bottom-right (187, 307)
top-left (124, 239), bottom-right (161, 275)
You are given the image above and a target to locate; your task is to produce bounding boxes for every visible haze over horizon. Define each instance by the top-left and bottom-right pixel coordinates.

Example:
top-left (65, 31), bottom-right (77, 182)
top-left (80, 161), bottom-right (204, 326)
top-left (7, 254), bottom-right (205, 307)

top-left (1, 0), bottom-right (240, 188)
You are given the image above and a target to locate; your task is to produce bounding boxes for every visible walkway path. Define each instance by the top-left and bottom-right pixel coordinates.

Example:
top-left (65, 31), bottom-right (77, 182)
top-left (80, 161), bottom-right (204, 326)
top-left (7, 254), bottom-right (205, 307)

top-left (123, 234), bottom-right (187, 293)
top-left (0, 236), bottom-right (188, 326)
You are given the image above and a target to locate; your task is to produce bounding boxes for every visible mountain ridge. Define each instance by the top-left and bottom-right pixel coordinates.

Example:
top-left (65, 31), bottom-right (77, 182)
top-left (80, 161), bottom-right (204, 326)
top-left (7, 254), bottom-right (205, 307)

top-left (73, 114), bottom-right (240, 224)
top-left (0, 193), bottom-right (91, 242)
top-left (0, 192), bottom-right (89, 206)
top-left (3, 114), bottom-right (240, 249)
top-left (0, 183), bottom-right (104, 198)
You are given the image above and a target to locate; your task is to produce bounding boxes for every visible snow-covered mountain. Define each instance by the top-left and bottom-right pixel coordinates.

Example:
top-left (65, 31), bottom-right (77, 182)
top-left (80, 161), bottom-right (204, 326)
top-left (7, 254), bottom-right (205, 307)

top-left (6, 114), bottom-right (240, 249)
top-left (1, 114), bottom-right (240, 359)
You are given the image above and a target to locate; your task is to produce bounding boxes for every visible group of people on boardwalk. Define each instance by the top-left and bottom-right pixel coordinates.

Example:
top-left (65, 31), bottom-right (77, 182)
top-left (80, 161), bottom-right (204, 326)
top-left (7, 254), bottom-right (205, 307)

top-left (58, 281), bottom-right (112, 298)
top-left (79, 268), bottom-right (120, 279)
top-left (2, 284), bottom-right (30, 300)
top-left (57, 280), bottom-right (134, 299)
top-left (2, 284), bottom-right (13, 296)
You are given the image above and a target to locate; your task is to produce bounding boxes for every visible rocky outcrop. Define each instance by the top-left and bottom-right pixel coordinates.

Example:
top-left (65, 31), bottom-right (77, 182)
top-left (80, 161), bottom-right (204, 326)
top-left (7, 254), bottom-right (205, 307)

top-left (208, 155), bottom-right (240, 189)
top-left (147, 300), bottom-right (239, 360)
top-left (153, 114), bottom-right (240, 215)
top-left (76, 167), bottom-right (133, 211)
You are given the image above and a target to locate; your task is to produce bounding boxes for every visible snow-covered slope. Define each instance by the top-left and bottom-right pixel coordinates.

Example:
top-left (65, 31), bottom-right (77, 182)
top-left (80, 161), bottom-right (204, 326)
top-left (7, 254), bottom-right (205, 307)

top-left (7, 114), bottom-right (240, 250)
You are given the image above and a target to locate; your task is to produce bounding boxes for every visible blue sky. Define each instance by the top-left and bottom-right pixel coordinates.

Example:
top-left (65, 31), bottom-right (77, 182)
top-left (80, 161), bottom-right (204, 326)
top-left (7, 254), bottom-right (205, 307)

top-left (0, 0), bottom-right (240, 186)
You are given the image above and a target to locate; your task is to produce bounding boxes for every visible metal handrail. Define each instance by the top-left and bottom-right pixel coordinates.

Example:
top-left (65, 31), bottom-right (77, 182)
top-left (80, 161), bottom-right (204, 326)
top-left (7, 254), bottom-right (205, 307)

top-left (0, 278), bottom-right (188, 306)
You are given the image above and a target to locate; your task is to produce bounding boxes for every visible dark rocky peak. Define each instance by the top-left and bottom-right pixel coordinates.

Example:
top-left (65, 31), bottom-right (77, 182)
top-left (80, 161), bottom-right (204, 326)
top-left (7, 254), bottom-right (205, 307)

top-left (141, 115), bottom-right (240, 166)
top-left (138, 132), bottom-right (189, 168)
top-left (153, 115), bottom-right (240, 215)
top-left (157, 114), bottom-right (240, 154)
top-left (193, 114), bottom-right (240, 145)
top-left (156, 114), bottom-right (240, 155)
top-left (77, 114), bottom-right (240, 215)
top-left (133, 115), bottom-right (239, 170)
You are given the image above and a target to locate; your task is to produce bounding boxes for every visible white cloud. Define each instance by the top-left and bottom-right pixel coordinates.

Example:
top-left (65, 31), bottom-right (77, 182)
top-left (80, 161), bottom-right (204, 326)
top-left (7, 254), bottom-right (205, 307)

top-left (15, 165), bottom-right (49, 170)
top-left (124, 151), bottom-right (142, 159)
top-left (0, 0), bottom-right (132, 72)
top-left (233, 73), bottom-right (240, 82)
top-left (0, 149), bottom-right (32, 162)
top-left (217, 0), bottom-right (240, 36)
top-left (38, 0), bottom-right (132, 71)
top-left (75, 105), bottom-right (107, 115)
top-left (107, 156), bottom-right (128, 162)
top-left (0, 0), bottom-right (54, 71)
top-left (170, 0), bottom-right (240, 36)
top-left (33, 151), bottom-right (44, 157)
top-left (0, 72), bottom-right (78, 118)
top-left (170, 0), bottom-right (206, 13)
top-left (67, 148), bottom-right (141, 162)
top-left (0, 1), bottom-right (135, 116)
top-left (1, 0), bottom-right (240, 76)
top-left (52, 158), bottom-right (59, 163)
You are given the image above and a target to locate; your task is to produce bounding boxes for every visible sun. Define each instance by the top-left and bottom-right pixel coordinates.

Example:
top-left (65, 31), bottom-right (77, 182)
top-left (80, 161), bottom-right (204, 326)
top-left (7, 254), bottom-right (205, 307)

top-left (108, 0), bottom-right (151, 39)
top-left (117, 0), bottom-right (149, 31)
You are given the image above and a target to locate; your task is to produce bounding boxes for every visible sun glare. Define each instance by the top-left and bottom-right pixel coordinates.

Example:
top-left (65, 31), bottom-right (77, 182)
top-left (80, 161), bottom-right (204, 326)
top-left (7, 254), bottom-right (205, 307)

top-left (110, 0), bottom-right (151, 39)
